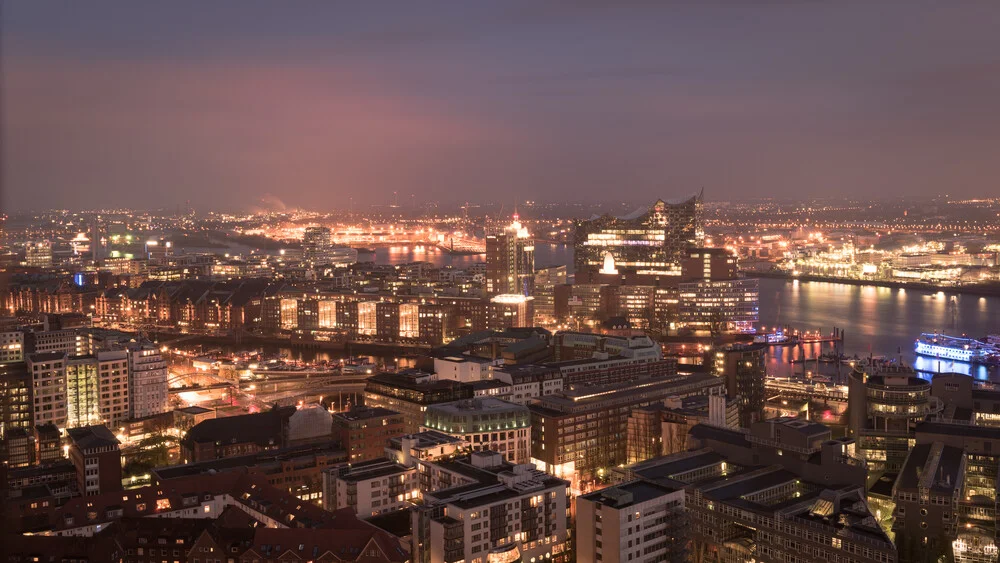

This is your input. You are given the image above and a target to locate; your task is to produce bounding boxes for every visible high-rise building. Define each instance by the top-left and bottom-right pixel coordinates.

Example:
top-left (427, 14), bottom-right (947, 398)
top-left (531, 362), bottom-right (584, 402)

top-left (302, 226), bottom-right (358, 268)
top-left (66, 355), bottom-right (102, 429)
top-left (848, 370), bottom-right (943, 475)
top-left (713, 343), bottom-right (767, 427)
top-left (486, 215), bottom-right (534, 297)
top-left (301, 226), bottom-right (333, 266)
top-left (0, 328), bottom-right (25, 363)
top-left (25, 240), bottom-right (54, 268)
top-left (533, 265), bottom-right (568, 324)
top-left (0, 361), bottom-right (32, 437)
top-left (680, 247), bottom-right (739, 281)
top-left (27, 352), bottom-right (68, 428)
top-left (577, 480), bottom-right (688, 563)
top-left (95, 350), bottom-right (129, 430)
top-left (678, 277), bottom-right (760, 333)
top-left (128, 344), bottom-right (168, 419)
top-left (574, 193), bottom-right (704, 284)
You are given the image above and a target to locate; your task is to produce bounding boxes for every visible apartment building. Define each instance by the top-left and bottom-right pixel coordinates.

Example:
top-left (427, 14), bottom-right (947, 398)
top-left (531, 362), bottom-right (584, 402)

top-left (412, 451), bottom-right (570, 563)
top-left (577, 480), bottom-right (687, 563)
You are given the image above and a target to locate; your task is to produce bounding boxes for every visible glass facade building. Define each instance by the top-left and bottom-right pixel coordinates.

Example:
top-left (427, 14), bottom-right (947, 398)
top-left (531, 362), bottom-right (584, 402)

top-left (574, 193), bottom-right (704, 283)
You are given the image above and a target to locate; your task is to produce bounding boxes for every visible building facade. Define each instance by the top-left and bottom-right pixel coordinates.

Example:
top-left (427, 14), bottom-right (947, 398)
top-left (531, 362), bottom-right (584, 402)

top-left (574, 194), bottom-right (704, 284)
top-left (486, 217), bottom-right (534, 298)
top-left (423, 398), bottom-right (531, 463)
top-left (577, 480), bottom-right (687, 563)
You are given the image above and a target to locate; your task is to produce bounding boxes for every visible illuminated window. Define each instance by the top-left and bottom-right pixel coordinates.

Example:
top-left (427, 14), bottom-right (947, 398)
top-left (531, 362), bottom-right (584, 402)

top-left (156, 499), bottom-right (171, 511)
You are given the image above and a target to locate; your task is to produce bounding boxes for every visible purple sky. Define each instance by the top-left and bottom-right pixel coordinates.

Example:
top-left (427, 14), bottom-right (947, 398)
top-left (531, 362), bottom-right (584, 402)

top-left (2, 2), bottom-right (999, 212)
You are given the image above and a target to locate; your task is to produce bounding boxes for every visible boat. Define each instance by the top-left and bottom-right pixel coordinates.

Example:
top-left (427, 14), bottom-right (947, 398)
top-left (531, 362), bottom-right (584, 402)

top-left (341, 358), bottom-right (377, 375)
top-left (914, 333), bottom-right (1000, 365)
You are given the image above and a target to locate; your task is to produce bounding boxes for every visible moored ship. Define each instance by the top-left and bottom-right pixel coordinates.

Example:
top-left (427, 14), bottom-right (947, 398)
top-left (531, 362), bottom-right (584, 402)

top-left (915, 333), bottom-right (1000, 365)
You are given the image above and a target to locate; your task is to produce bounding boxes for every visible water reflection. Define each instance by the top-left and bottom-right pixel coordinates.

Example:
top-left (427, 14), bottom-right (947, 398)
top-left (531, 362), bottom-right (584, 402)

top-left (759, 279), bottom-right (1000, 381)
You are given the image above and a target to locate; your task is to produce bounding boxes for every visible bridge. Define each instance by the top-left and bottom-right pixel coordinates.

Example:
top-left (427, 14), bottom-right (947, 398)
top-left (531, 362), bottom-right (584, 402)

top-left (765, 380), bottom-right (848, 403)
top-left (168, 371), bottom-right (234, 388)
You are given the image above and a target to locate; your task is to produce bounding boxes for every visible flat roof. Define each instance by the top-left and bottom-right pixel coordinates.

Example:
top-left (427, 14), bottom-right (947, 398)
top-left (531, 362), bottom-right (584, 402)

top-left (580, 480), bottom-right (680, 508)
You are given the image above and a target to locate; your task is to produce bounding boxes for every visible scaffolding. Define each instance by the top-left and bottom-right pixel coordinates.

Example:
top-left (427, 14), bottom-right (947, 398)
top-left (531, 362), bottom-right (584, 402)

top-left (66, 361), bottom-right (101, 429)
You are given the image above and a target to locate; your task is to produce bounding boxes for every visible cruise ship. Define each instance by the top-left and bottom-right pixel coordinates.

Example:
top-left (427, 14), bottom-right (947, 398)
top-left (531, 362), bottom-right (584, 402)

top-left (915, 333), bottom-right (1000, 365)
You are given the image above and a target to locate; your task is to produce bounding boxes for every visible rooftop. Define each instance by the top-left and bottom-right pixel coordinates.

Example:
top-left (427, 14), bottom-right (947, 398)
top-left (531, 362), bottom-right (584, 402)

top-left (333, 406), bottom-right (401, 422)
top-left (580, 480), bottom-right (680, 508)
top-left (67, 425), bottom-right (120, 450)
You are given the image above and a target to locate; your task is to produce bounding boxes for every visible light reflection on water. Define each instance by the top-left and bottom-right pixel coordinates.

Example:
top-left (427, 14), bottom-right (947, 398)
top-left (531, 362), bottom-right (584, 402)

top-left (759, 278), bottom-right (1000, 381)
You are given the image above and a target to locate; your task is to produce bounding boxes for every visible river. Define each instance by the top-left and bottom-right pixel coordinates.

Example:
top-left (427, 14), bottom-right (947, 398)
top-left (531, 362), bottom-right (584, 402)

top-left (758, 278), bottom-right (1000, 380)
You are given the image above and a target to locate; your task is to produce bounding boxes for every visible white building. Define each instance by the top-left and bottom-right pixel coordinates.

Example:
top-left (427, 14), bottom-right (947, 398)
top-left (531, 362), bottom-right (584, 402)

top-left (492, 365), bottom-right (563, 405)
top-left (412, 451), bottom-right (570, 563)
top-left (27, 352), bottom-right (68, 428)
top-left (433, 355), bottom-right (494, 383)
top-left (128, 344), bottom-right (168, 419)
top-left (96, 350), bottom-right (129, 430)
top-left (576, 480), bottom-right (687, 563)
top-left (29, 329), bottom-right (90, 356)
top-left (0, 330), bottom-right (24, 363)
top-left (423, 398), bottom-right (531, 463)
top-left (323, 458), bottom-right (420, 518)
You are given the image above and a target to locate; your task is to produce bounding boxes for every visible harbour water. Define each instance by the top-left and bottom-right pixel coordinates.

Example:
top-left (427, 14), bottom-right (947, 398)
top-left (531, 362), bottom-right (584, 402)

top-left (758, 278), bottom-right (1000, 380)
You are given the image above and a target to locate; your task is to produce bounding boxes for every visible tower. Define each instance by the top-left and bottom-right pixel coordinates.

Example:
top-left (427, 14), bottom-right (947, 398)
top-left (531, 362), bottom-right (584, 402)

top-left (485, 214), bottom-right (534, 297)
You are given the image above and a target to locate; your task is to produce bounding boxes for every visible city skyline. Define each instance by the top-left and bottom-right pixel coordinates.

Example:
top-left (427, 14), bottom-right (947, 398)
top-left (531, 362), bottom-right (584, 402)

top-left (4, 2), bottom-right (1000, 213)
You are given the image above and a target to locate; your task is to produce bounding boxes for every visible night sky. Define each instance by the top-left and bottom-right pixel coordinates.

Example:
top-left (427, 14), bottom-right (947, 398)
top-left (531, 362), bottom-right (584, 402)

top-left (3, 2), bottom-right (999, 212)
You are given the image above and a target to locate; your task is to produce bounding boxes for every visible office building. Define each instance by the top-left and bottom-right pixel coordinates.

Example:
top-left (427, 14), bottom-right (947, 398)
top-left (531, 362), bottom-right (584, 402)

top-left (67, 424), bottom-right (122, 496)
top-left (3, 427), bottom-right (36, 468)
top-left (301, 226), bottom-right (333, 266)
top-left (620, 418), bottom-right (894, 563)
top-left (574, 194), bottom-right (704, 284)
top-left (486, 215), bottom-right (534, 298)
top-left (65, 355), bottom-right (102, 429)
top-left (128, 343), bottom-right (168, 419)
top-left (333, 406), bottom-right (407, 464)
top-left (487, 294), bottom-right (534, 330)
top-left (0, 361), bottom-right (32, 438)
top-left (411, 451), bottom-right (570, 563)
top-left (365, 370), bottom-right (474, 433)
top-left (848, 370), bottom-right (943, 475)
top-left (324, 458), bottom-right (420, 518)
top-left (713, 343), bottom-right (768, 427)
top-left (95, 349), bottom-right (129, 429)
top-left (27, 352), bottom-right (68, 428)
top-left (180, 406), bottom-right (297, 463)
top-left (25, 328), bottom-right (90, 356)
top-left (528, 373), bottom-right (725, 493)
top-left (25, 240), bottom-right (54, 268)
top-left (533, 265), bottom-right (568, 324)
top-left (0, 328), bottom-right (25, 363)
top-left (678, 277), bottom-right (760, 333)
top-left (659, 393), bottom-right (740, 455)
top-left (577, 480), bottom-right (687, 563)
top-left (680, 247), bottom-right (739, 281)
top-left (36, 421), bottom-right (63, 463)
top-left (423, 398), bottom-right (531, 463)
